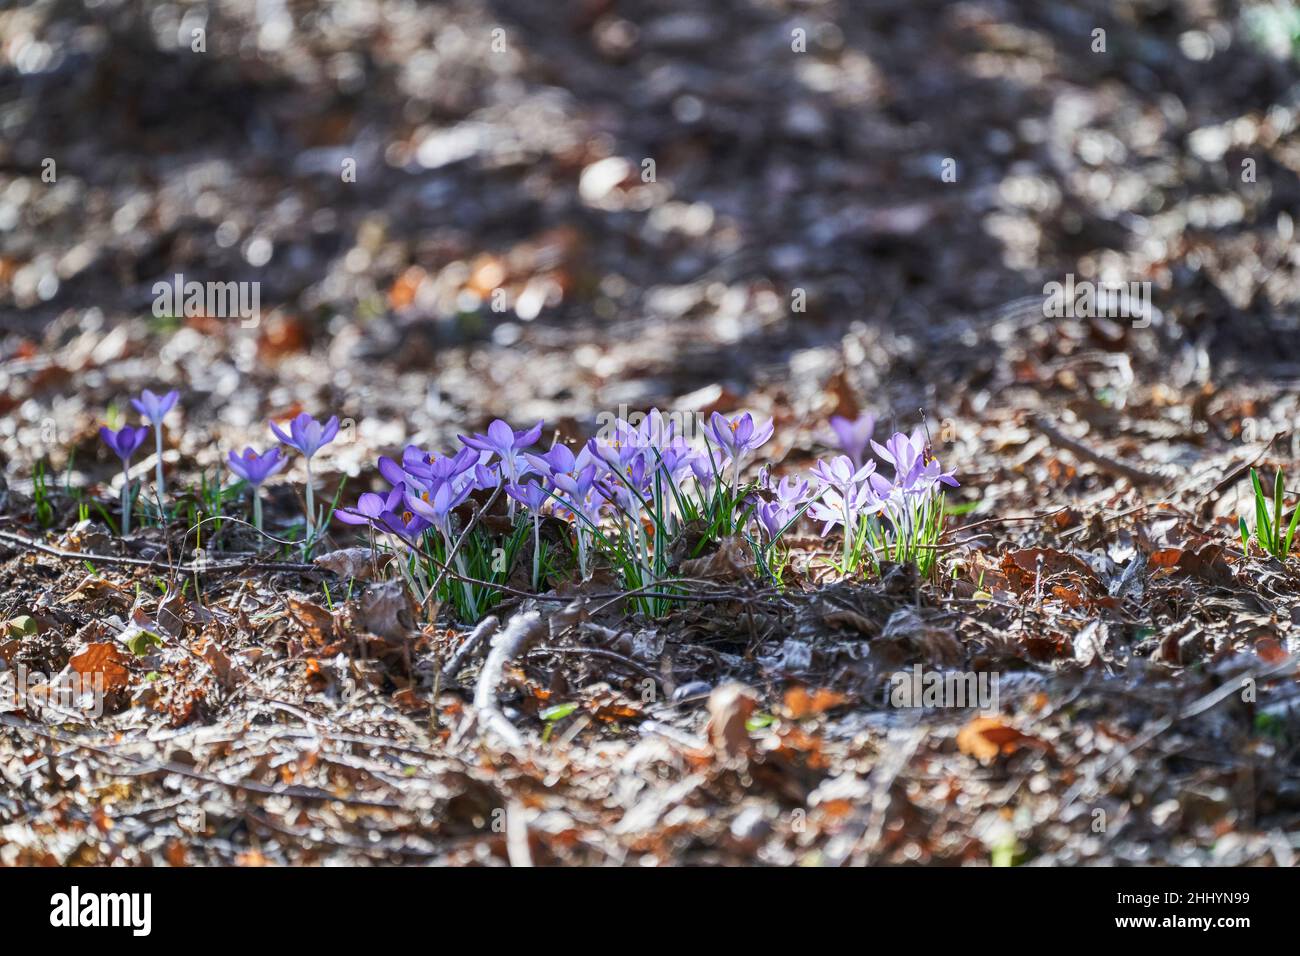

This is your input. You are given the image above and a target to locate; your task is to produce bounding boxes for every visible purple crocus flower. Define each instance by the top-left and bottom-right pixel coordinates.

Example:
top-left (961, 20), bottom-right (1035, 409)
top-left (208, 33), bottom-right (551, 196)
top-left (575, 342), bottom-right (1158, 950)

top-left (553, 464), bottom-right (598, 502)
top-left (587, 418), bottom-right (643, 472)
top-left (707, 411), bottom-right (774, 459)
top-left (131, 389), bottom-right (179, 425)
top-left (100, 424), bottom-right (148, 537)
top-left (771, 475), bottom-right (809, 507)
top-left (706, 411), bottom-right (774, 489)
top-left (459, 419), bottom-right (541, 477)
top-left (395, 444), bottom-right (479, 486)
top-left (100, 425), bottom-right (148, 463)
top-left (377, 508), bottom-right (431, 547)
top-left (752, 473), bottom-right (809, 543)
top-left (526, 442), bottom-right (597, 480)
top-left (755, 501), bottom-right (795, 541)
top-left (130, 389), bottom-right (181, 504)
top-left (506, 481), bottom-right (549, 512)
top-left (336, 484), bottom-right (431, 547)
top-left (871, 429), bottom-right (922, 478)
top-left (506, 481), bottom-right (551, 588)
top-left (650, 434), bottom-right (693, 483)
top-left (630, 408), bottom-right (679, 453)
top-left (335, 486), bottom-right (431, 546)
top-left (829, 412), bottom-right (875, 469)
top-left (227, 447), bottom-right (285, 487)
top-left (405, 480), bottom-right (472, 538)
top-left (869, 429), bottom-right (959, 494)
top-left (335, 486), bottom-right (403, 526)
top-left (377, 454), bottom-right (409, 491)
top-left (472, 462), bottom-right (502, 491)
top-left (809, 455), bottom-right (886, 568)
top-left (807, 481), bottom-right (883, 536)
top-left (597, 453), bottom-right (652, 514)
top-left (916, 457), bottom-right (960, 491)
top-left (810, 455), bottom-right (876, 495)
top-left (228, 446), bottom-right (286, 533)
top-left (688, 446), bottom-right (731, 500)
top-left (270, 413), bottom-right (339, 459)
top-left (270, 412), bottom-right (338, 543)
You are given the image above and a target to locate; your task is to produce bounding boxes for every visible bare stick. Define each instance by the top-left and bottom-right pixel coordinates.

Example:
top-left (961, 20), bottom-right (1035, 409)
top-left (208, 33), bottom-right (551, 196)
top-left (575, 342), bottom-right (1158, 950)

top-left (439, 613), bottom-right (500, 684)
top-left (0, 529), bottom-right (316, 574)
top-left (466, 608), bottom-right (546, 748)
top-left (1030, 414), bottom-right (1162, 487)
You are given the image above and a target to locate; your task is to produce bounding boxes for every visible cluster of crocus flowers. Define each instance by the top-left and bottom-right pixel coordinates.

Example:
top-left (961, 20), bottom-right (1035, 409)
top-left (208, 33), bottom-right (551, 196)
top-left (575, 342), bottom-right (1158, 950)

top-left (98, 388), bottom-right (179, 535)
top-left (332, 408), bottom-right (956, 580)
top-left (806, 414), bottom-right (959, 574)
top-left (337, 408), bottom-right (776, 614)
top-left (329, 406), bottom-right (959, 611)
top-left (96, 387), bottom-right (958, 589)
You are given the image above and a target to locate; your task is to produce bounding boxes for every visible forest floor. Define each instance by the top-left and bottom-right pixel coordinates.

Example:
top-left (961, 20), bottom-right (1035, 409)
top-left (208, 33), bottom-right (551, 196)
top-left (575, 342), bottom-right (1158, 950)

top-left (1, 0), bottom-right (1299, 865)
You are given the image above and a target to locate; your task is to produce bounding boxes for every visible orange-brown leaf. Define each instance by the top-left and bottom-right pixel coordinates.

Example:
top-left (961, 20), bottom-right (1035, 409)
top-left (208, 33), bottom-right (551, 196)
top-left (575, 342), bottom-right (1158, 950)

top-left (957, 716), bottom-right (1043, 762)
top-left (783, 686), bottom-right (846, 719)
top-left (69, 642), bottom-right (131, 694)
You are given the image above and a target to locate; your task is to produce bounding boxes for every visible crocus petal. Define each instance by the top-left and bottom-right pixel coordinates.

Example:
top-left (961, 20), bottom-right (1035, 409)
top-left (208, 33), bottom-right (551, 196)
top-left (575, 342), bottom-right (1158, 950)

top-left (226, 451), bottom-right (247, 480)
top-left (404, 489), bottom-right (438, 522)
top-left (516, 420), bottom-right (544, 448)
top-left (486, 419), bottom-right (514, 451)
top-left (334, 509), bottom-right (373, 525)
top-left (377, 456), bottom-right (408, 488)
top-left (320, 416), bottom-right (340, 446)
top-left (269, 420), bottom-right (294, 447)
top-left (733, 414), bottom-right (753, 445)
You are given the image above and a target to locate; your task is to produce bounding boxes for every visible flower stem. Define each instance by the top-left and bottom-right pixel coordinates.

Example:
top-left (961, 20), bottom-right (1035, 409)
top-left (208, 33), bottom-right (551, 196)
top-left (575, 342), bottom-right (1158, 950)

top-left (154, 426), bottom-right (165, 511)
top-left (303, 458), bottom-right (315, 552)
top-left (532, 512), bottom-right (540, 590)
top-left (253, 492), bottom-right (263, 535)
top-left (121, 465), bottom-right (131, 536)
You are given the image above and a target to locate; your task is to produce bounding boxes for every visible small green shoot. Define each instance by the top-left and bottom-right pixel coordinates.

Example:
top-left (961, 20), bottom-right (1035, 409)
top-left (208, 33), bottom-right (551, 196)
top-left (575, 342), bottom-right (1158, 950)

top-left (1239, 467), bottom-right (1299, 559)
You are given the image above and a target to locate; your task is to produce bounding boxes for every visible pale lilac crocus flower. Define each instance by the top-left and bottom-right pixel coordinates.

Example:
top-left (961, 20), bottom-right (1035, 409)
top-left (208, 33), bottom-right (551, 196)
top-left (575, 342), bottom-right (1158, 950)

top-left (132, 389), bottom-right (179, 504)
top-left (227, 446), bottom-right (285, 532)
top-left (334, 486), bottom-right (403, 527)
top-left (706, 411), bottom-right (774, 492)
top-left (829, 412), bottom-right (875, 469)
top-left (336, 483), bottom-right (431, 547)
top-left (688, 446), bottom-right (731, 502)
top-left (752, 474), bottom-right (809, 542)
top-left (100, 424), bottom-right (148, 535)
top-left (871, 429), bottom-right (926, 485)
top-left (810, 455), bottom-right (883, 568)
top-left (404, 480), bottom-right (472, 541)
top-left (534, 453), bottom-right (603, 579)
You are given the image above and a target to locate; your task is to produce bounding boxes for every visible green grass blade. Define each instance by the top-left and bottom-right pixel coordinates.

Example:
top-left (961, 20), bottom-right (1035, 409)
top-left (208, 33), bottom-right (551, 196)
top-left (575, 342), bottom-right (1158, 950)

top-left (1251, 469), bottom-right (1273, 552)
top-left (1274, 469), bottom-right (1285, 555)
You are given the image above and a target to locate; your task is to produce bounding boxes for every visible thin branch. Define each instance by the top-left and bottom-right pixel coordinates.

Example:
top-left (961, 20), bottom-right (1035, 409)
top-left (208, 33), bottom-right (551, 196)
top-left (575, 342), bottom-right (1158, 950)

top-left (0, 529), bottom-right (317, 574)
top-left (439, 613), bottom-right (500, 683)
top-left (465, 607), bottom-right (547, 748)
top-left (1030, 414), bottom-right (1162, 487)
